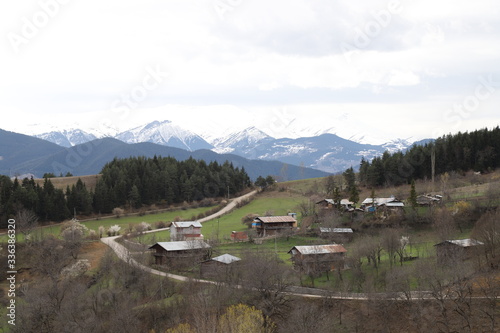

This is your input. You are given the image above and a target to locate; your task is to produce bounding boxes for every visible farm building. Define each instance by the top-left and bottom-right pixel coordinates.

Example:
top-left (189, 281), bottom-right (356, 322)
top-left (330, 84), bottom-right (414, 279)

top-left (230, 231), bottom-right (248, 242)
top-left (316, 199), bottom-right (354, 211)
top-left (288, 244), bottom-right (347, 272)
top-left (434, 239), bottom-right (484, 265)
top-left (149, 241), bottom-right (211, 267)
top-left (170, 221), bottom-right (203, 241)
top-left (252, 216), bottom-right (297, 237)
top-left (416, 194), bottom-right (442, 206)
top-left (200, 254), bottom-right (241, 279)
top-left (361, 197), bottom-right (404, 212)
top-left (319, 227), bottom-right (354, 242)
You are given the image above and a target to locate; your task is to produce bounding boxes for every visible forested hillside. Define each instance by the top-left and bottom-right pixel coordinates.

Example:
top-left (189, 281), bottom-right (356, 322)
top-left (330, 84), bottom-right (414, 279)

top-left (0, 156), bottom-right (251, 227)
top-left (93, 156), bottom-right (251, 213)
top-left (359, 127), bottom-right (500, 187)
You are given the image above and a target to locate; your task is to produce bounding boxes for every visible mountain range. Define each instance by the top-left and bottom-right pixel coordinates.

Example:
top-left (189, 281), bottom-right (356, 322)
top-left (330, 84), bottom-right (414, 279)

top-left (29, 120), bottom-right (427, 174)
top-left (0, 129), bottom-right (329, 181)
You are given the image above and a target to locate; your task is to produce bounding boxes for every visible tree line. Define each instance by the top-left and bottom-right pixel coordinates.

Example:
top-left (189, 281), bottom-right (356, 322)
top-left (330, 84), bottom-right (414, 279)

top-left (358, 126), bottom-right (500, 188)
top-left (0, 156), bottom-right (251, 226)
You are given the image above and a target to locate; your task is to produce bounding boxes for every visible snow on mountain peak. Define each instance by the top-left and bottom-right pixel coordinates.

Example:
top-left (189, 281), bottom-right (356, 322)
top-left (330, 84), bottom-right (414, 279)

top-left (115, 120), bottom-right (212, 151)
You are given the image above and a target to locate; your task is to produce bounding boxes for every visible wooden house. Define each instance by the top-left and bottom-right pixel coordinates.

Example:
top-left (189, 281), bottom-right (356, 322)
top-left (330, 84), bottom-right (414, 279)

top-left (149, 241), bottom-right (211, 267)
top-left (200, 254), bottom-right (241, 279)
top-left (252, 216), bottom-right (297, 237)
top-left (170, 221), bottom-right (203, 241)
top-left (435, 239), bottom-right (484, 265)
top-left (316, 199), bottom-right (354, 211)
top-left (288, 244), bottom-right (347, 272)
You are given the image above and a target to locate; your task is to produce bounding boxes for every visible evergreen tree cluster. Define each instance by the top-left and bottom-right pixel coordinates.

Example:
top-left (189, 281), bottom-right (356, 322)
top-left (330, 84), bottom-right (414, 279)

top-left (0, 156), bottom-right (251, 227)
top-left (0, 176), bottom-right (71, 227)
top-left (94, 156), bottom-right (251, 213)
top-left (359, 127), bottom-right (500, 188)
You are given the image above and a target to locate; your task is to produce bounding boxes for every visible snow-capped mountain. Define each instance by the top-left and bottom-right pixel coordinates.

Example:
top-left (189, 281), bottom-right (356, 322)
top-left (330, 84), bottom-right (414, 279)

top-left (212, 127), bottom-right (274, 154)
top-left (216, 132), bottom-right (390, 174)
top-left (382, 138), bottom-right (415, 154)
top-left (21, 118), bottom-right (424, 174)
top-left (115, 120), bottom-right (213, 151)
top-left (35, 129), bottom-right (97, 148)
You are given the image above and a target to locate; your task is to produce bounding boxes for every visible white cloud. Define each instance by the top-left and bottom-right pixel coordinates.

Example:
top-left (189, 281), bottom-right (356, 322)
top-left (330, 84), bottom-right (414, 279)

top-left (0, 0), bottom-right (498, 142)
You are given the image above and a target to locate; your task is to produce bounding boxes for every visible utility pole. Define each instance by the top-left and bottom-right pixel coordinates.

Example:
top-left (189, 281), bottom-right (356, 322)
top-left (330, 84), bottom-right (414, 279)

top-left (431, 145), bottom-right (436, 192)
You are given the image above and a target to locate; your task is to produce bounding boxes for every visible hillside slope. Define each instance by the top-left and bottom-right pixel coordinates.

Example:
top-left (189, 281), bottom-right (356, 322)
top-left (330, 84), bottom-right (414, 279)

top-left (5, 136), bottom-right (329, 181)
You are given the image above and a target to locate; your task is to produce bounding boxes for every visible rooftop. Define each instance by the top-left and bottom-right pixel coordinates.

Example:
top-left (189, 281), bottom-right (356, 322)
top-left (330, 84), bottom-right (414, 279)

top-left (255, 216), bottom-right (297, 223)
top-left (149, 241), bottom-right (210, 251)
top-left (435, 239), bottom-right (484, 248)
top-left (289, 244), bottom-right (347, 255)
top-left (210, 254), bottom-right (241, 264)
top-left (320, 227), bottom-right (353, 233)
top-left (172, 221), bottom-right (202, 228)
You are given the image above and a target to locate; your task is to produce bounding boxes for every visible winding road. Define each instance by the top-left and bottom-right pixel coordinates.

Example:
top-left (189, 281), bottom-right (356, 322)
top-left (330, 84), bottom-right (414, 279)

top-left (100, 190), bottom-right (496, 302)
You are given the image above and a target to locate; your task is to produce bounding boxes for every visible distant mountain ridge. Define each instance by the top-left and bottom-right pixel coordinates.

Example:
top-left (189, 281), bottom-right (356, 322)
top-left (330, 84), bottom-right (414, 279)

top-left (25, 120), bottom-right (429, 174)
top-left (0, 130), bottom-right (329, 181)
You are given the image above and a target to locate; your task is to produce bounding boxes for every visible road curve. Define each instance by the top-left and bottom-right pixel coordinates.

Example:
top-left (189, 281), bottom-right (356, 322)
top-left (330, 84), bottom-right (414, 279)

top-left (100, 190), bottom-right (497, 302)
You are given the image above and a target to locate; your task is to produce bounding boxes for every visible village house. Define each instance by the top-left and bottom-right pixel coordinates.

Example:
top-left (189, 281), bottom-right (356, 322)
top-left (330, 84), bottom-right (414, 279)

top-left (416, 194), bottom-right (442, 206)
top-left (252, 216), bottom-right (297, 237)
top-left (149, 240), bottom-right (211, 267)
top-left (361, 197), bottom-right (405, 212)
top-left (200, 254), bottom-right (241, 279)
top-left (170, 221), bottom-right (203, 241)
top-left (288, 244), bottom-right (347, 272)
top-left (316, 199), bottom-right (354, 211)
top-left (434, 239), bottom-right (484, 265)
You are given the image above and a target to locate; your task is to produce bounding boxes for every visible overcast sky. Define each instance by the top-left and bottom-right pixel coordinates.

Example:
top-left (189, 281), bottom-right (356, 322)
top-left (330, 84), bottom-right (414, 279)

top-left (1, 0), bottom-right (499, 143)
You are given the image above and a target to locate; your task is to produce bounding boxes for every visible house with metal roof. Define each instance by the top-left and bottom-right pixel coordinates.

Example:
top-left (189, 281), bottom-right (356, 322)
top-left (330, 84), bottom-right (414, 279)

top-left (200, 254), bottom-right (242, 279)
top-left (170, 221), bottom-right (203, 241)
top-left (288, 244), bottom-right (347, 271)
top-left (149, 240), bottom-right (211, 266)
top-left (361, 196), bottom-right (405, 212)
top-left (316, 198), bottom-right (354, 211)
top-left (416, 194), bottom-right (442, 206)
top-left (252, 216), bottom-right (297, 237)
top-left (434, 239), bottom-right (484, 265)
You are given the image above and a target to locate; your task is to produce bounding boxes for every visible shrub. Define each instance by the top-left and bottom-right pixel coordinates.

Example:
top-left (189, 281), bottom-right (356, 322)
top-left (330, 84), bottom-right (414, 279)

top-left (107, 225), bottom-right (121, 236)
top-left (155, 221), bottom-right (167, 229)
top-left (112, 207), bottom-right (125, 218)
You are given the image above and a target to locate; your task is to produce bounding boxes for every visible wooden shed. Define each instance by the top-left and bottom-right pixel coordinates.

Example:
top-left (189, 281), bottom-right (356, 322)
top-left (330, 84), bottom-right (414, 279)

top-left (252, 216), bottom-right (297, 237)
top-left (289, 244), bottom-right (347, 272)
top-left (434, 239), bottom-right (484, 265)
top-left (149, 241), bottom-right (211, 267)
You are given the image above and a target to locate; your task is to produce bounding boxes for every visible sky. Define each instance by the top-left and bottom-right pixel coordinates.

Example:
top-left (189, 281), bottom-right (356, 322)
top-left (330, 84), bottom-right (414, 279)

top-left (1, 0), bottom-right (499, 144)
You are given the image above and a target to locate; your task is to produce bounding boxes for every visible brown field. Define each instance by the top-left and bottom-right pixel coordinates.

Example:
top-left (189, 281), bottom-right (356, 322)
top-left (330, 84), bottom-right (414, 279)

top-left (34, 174), bottom-right (102, 191)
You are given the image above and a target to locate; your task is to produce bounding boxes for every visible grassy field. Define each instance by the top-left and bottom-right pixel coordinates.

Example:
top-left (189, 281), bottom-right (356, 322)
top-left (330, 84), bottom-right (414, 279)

top-left (201, 191), bottom-right (306, 241)
top-left (0, 205), bottom-right (218, 242)
top-left (136, 190), bottom-right (308, 245)
top-left (34, 174), bottom-right (102, 191)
